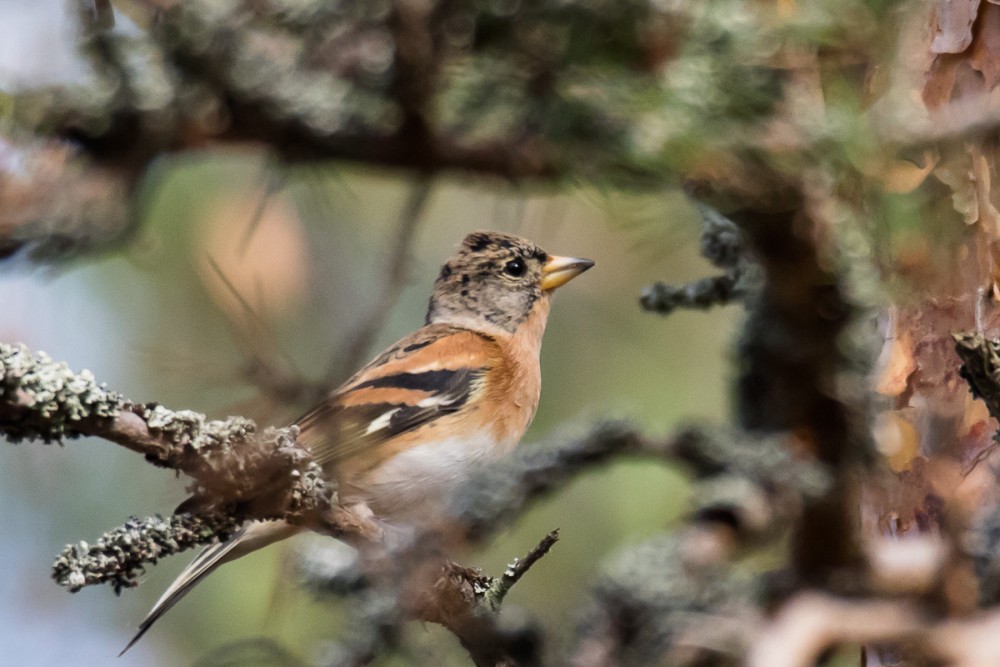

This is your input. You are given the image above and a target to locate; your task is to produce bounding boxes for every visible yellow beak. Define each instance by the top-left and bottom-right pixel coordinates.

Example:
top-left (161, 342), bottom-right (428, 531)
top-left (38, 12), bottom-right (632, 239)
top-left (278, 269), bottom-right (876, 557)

top-left (541, 255), bottom-right (595, 291)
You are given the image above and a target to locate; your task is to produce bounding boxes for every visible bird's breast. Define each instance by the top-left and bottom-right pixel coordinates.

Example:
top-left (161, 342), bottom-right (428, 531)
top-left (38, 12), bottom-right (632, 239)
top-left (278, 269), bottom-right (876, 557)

top-left (353, 430), bottom-right (510, 521)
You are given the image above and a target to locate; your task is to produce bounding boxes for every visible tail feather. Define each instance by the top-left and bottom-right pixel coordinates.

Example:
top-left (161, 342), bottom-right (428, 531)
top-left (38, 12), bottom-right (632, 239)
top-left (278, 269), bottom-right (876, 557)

top-left (120, 520), bottom-right (300, 656)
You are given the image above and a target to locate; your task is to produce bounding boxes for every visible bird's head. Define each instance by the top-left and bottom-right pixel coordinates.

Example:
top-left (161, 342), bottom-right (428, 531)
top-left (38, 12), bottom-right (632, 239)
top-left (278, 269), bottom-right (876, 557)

top-left (426, 231), bottom-right (594, 333)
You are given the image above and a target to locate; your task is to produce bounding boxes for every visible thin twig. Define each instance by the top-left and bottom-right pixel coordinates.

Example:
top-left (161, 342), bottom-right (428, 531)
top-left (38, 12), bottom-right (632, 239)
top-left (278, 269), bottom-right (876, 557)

top-left (205, 255), bottom-right (310, 404)
top-left (483, 529), bottom-right (559, 612)
top-left (238, 168), bottom-right (285, 258)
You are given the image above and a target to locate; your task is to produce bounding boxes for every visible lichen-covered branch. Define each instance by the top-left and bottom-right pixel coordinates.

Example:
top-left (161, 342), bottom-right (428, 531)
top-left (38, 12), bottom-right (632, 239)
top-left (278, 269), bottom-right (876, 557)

top-left (640, 274), bottom-right (741, 315)
top-left (53, 512), bottom-right (243, 594)
top-left (640, 203), bottom-right (761, 315)
top-left (413, 535), bottom-right (559, 667)
top-left (0, 342), bottom-right (331, 523)
top-left (1, 337), bottom-right (559, 666)
top-left (482, 530), bottom-right (560, 613)
top-left (447, 421), bottom-right (827, 545)
top-left (0, 342), bottom-right (122, 440)
top-left (9, 339), bottom-right (813, 665)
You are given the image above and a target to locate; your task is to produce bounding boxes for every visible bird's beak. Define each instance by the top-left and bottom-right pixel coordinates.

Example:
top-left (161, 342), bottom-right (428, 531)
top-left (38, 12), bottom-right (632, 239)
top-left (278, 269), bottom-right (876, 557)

top-left (541, 255), bottom-right (595, 291)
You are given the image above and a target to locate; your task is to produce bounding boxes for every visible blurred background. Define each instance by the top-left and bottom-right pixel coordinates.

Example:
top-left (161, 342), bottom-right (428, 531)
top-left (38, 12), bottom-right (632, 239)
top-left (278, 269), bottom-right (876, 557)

top-left (0, 4), bottom-right (738, 663)
top-left (9, 0), bottom-right (983, 663)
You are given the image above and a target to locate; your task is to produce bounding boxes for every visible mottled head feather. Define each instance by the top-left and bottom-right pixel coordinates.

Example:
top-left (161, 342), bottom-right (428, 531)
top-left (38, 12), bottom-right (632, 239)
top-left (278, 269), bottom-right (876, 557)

top-left (426, 231), bottom-right (551, 333)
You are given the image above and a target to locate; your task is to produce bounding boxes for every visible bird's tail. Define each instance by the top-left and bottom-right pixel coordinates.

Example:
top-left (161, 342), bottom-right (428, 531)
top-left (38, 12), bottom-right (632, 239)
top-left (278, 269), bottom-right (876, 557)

top-left (120, 520), bottom-right (301, 656)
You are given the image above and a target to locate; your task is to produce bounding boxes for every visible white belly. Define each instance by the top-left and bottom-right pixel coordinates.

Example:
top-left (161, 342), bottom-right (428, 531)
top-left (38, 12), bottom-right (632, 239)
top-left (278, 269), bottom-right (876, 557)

top-left (362, 433), bottom-right (504, 521)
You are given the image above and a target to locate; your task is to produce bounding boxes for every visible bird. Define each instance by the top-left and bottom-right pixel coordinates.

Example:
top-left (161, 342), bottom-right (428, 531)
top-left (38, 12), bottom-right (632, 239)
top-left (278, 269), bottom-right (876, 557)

top-left (121, 230), bottom-right (594, 653)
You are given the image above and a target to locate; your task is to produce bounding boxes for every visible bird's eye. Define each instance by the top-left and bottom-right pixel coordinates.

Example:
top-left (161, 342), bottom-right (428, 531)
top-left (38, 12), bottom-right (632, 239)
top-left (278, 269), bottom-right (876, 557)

top-left (503, 258), bottom-right (526, 277)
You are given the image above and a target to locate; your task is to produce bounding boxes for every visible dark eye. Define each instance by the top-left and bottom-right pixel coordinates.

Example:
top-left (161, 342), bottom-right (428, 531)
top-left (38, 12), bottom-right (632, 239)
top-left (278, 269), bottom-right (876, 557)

top-left (503, 258), bottom-right (526, 277)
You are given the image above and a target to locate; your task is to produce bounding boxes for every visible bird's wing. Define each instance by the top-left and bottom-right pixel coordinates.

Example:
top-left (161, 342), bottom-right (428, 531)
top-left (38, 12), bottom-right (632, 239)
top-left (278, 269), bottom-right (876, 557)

top-left (296, 325), bottom-right (500, 468)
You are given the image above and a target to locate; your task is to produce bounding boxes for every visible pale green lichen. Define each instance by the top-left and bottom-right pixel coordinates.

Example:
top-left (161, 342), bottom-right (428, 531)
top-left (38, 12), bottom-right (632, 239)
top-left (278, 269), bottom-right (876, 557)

top-left (0, 342), bottom-right (122, 443)
top-left (139, 403), bottom-right (256, 452)
top-left (286, 457), bottom-right (330, 515)
top-left (52, 512), bottom-right (242, 594)
top-left (171, 423), bottom-right (330, 519)
top-left (193, 415), bottom-right (256, 450)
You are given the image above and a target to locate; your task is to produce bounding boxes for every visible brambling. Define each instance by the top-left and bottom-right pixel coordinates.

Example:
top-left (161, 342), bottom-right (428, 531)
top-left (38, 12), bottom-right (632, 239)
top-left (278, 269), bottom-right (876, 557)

top-left (124, 230), bottom-right (594, 651)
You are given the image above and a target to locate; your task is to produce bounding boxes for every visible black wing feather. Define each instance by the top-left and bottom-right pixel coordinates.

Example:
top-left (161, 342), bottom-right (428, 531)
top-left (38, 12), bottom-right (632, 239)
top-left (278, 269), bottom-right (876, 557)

top-left (296, 366), bottom-right (485, 468)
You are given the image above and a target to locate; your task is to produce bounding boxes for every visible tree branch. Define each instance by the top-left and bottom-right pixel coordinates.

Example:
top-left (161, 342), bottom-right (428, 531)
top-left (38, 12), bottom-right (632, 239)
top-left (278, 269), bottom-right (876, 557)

top-left (640, 202), bottom-right (761, 315)
top-left (482, 530), bottom-right (559, 613)
top-left (53, 512), bottom-right (243, 594)
top-left (0, 342), bottom-right (331, 522)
